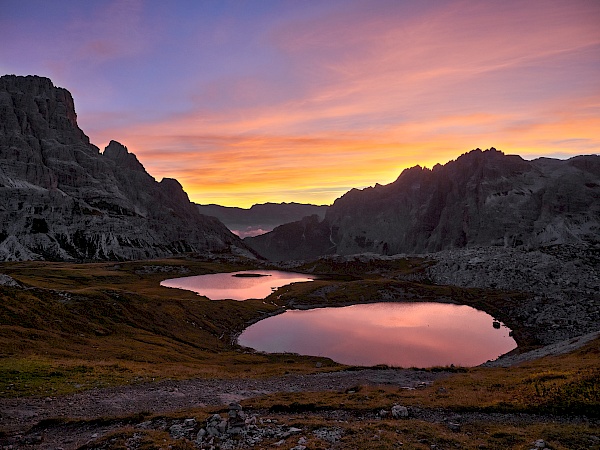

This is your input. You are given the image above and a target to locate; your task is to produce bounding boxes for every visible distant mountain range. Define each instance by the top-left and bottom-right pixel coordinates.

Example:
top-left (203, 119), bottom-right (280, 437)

top-left (2, 75), bottom-right (598, 263)
top-left (245, 148), bottom-right (600, 261)
top-left (196, 203), bottom-right (327, 238)
top-left (0, 75), bottom-right (252, 261)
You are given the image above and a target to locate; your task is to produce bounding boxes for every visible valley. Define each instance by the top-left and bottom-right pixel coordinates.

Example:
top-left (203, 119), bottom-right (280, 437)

top-left (196, 203), bottom-right (327, 238)
top-left (0, 74), bottom-right (598, 449)
top-left (1, 251), bottom-right (598, 449)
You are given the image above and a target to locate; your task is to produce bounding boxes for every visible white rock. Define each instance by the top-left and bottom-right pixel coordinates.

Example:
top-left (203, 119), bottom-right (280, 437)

top-left (391, 405), bottom-right (409, 419)
top-left (0, 274), bottom-right (20, 287)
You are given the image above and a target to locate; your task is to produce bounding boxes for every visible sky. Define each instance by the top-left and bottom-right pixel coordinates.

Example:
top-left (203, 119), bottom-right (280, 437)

top-left (2, 0), bottom-right (599, 207)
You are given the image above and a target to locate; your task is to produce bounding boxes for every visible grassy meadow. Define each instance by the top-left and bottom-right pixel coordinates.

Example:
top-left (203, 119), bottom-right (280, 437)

top-left (0, 256), bottom-right (598, 449)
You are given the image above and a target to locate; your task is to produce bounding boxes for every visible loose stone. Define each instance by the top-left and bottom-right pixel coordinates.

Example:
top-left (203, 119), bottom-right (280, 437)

top-left (391, 404), bottom-right (409, 419)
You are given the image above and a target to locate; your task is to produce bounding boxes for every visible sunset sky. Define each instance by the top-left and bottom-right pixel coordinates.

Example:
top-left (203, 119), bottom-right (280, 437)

top-left (2, 0), bottom-right (599, 207)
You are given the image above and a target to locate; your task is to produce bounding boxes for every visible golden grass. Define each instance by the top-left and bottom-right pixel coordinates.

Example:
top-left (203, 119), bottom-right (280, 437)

top-left (0, 258), bottom-right (343, 397)
top-left (0, 256), bottom-right (598, 426)
top-left (240, 337), bottom-right (599, 418)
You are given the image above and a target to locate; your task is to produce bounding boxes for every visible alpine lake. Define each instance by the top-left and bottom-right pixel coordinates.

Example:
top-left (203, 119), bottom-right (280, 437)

top-left (161, 270), bottom-right (516, 367)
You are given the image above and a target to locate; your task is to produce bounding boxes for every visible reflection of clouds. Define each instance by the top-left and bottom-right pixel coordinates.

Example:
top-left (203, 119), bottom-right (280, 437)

top-left (239, 303), bottom-right (517, 367)
top-left (161, 271), bottom-right (313, 300)
top-left (304, 302), bottom-right (490, 331)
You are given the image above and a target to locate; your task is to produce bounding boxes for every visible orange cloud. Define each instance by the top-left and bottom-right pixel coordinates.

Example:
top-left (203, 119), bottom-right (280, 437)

top-left (91, 94), bottom-right (599, 207)
top-left (86, 0), bottom-right (599, 207)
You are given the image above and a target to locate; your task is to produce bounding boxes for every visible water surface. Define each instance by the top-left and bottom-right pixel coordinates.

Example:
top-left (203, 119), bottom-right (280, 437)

top-left (161, 270), bottom-right (314, 300)
top-left (238, 302), bottom-right (516, 367)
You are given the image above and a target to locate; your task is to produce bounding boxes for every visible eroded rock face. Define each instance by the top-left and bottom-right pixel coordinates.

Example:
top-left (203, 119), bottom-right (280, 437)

top-left (426, 245), bottom-right (600, 345)
top-left (246, 148), bottom-right (600, 260)
top-left (0, 75), bottom-right (249, 261)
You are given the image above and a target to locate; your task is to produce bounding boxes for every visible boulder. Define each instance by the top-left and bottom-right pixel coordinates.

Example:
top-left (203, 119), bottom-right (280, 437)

top-left (391, 404), bottom-right (409, 419)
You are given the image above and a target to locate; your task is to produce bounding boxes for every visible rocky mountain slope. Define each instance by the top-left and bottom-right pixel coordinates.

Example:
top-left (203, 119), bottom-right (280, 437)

top-left (246, 149), bottom-right (600, 260)
top-left (426, 244), bottom-right (600, 345)
top-left (196, 202), bottom-right (327, 238)
top-left (0, 75), bottom-right (250, 261)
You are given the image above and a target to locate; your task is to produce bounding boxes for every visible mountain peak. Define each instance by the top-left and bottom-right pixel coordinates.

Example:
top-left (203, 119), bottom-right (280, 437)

top-left (103, 140), bottom-right (146, 172)
top-left (246, 149), bottom-right (600, 260)
top-left (0, 74), bottom-right (89, 147)
top-left (0, 75), bottom-right (249, 261)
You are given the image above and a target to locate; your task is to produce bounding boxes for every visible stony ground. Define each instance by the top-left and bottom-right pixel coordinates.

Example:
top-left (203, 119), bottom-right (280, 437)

top-left (1, 369), bottom-right (445, 449)
top-left (2, 366), bottom-right (598, 450)
top-left (426, 245), bottom-right (600, 345)
top-left (2, 245), bottom-right (599, 449)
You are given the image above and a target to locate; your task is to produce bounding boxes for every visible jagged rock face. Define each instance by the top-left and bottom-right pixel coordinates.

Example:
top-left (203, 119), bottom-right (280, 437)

top-left (0, 75), bottom-right (248, 261)
top-left (246, 149), bottom-right (600, 261)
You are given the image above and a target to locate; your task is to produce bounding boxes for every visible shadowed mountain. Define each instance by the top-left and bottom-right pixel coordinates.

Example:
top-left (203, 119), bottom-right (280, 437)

top-left (196, 202), bottom-right (327, 238)
top-left (245, 148), bottom-right (600, 261)
top-left (0, 75), bottom-right (252, 261)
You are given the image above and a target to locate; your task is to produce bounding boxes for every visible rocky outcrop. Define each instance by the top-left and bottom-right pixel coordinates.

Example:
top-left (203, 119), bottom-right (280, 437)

top-left (197, 202), bottom-right (327, 238)
top-left (0, 273), bottom-right (21, 288)
top-left (166, 404), bottom-right (340, 449)
top-left (243, 214), bottom-right (334, 261)
top-left (426, 245), bottom-right (600, 345)
top-left (246, 149), bottom-right (600, 260)
top-left (0, 75), bottom-right (250, 261)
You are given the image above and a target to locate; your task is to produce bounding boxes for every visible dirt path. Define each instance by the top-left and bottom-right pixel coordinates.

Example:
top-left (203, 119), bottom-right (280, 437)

top-left (2, 368), bottom-right (597, 450)
top-left (0, 368), bottom-right (442, 435)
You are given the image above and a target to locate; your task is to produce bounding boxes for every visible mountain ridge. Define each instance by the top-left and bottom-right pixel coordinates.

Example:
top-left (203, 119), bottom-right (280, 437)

top-left (245, 148), bottom-right (600, 261)
top-left (197, 202), bottom-right (327, 238)
top-left (0, 74), bottom-right (251, 261)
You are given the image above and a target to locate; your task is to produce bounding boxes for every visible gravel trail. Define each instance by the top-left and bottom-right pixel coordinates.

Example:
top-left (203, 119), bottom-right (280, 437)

top-left (0, 368), bottom-right (443, 435)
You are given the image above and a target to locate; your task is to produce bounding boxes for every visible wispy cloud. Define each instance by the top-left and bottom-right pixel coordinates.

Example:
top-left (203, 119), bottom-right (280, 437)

top-left (3, 0), bottom-right (598, 207)
top-left (99, 93), bottom-right (599, 207)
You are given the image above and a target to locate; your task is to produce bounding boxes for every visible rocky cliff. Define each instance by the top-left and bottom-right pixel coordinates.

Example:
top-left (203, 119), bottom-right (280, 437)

top-left (246, 148), bottom-right (600, 261)
top-left (0, 75), bottom-right (250, 261)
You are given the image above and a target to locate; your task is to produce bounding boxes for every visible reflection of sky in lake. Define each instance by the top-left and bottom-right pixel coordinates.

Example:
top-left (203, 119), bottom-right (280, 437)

top-left (238, 302), bottom-right (516, 367)
top-left (160, 270), bottom-right (314, 300)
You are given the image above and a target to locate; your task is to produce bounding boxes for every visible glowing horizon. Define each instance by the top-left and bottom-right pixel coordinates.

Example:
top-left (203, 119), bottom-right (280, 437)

top-left (2, 0), bottom-right (599, 208)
